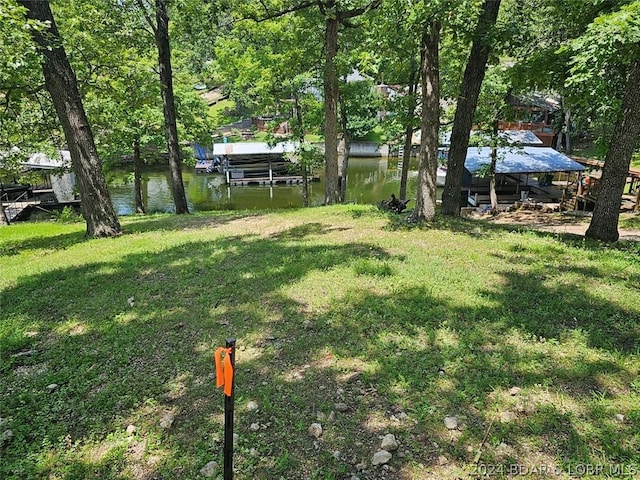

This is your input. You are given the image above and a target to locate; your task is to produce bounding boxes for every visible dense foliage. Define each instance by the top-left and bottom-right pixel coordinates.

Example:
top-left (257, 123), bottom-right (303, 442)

top-left (1, 0), bottom-right (639, 237)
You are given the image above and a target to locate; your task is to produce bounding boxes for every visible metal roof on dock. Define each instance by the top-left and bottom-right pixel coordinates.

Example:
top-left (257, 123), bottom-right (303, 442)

top-left (442, 129), bottom-right (544, 146)
top-left (464, 147), bottom-right (586, 174)
top-left (212, 142), bottom-right (297, 156)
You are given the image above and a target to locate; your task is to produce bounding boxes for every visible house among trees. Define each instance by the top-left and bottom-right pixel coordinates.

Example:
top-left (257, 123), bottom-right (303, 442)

top-left (502, 93), bottom-right (560, 147)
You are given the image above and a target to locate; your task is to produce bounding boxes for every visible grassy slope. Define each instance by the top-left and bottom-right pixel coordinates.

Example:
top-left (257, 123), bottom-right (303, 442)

top-left (1, 207), bottom-right (639, 480)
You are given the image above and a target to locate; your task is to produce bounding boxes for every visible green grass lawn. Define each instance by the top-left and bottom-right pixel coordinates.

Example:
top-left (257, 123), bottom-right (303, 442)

top-left (208, 99), bottom-right (240, 129)
top-left (1, 207), bottom-right (639, 479)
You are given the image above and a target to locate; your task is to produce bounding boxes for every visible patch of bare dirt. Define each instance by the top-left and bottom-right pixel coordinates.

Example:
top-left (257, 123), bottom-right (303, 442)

top-left (479, 210), bottom-right (640, 241)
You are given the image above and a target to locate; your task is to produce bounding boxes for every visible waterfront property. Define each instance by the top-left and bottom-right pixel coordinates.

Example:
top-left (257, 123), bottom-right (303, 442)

top-left (210, 142), bottom-right (318, 186)
top-left (461, 147), bottom-right (586, 208)
top-left (1, 151), bottom-right (77, 223)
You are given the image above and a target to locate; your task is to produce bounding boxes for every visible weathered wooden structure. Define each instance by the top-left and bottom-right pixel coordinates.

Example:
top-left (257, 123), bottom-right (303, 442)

top-left (1, 151), bottom-right (77, 222)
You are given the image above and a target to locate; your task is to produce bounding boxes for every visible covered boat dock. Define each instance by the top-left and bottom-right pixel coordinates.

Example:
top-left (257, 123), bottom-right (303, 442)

top-left (1, 151), bottom-right (77, 222)
top-left (209, 142), bottom-right (317, 185)
top-left (462, 147), bottom-right (586, 207)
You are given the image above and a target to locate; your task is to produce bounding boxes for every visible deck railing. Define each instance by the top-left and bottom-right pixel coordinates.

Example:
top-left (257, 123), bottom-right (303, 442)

top-left (2, 190), bottom-right (29, 223)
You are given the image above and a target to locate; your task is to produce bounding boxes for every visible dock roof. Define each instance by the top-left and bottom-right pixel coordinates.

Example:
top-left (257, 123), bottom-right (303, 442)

top-left (212, 142), bottom-right (298, 156)
top-left (439, 129), bottom-right (544, 146)
top-left (464, 147), bottom-right (586, 174)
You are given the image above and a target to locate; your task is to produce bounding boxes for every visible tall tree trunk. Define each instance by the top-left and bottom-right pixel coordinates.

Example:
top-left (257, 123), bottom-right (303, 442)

top-left (339, 134), bottom-right (350, 203)
top-left (489, 119), bottom-right (499, 213)
top-left (18, 0), bottom-right (121, 237)
top-left (399, 69), bottom-right (419, 202)
top-left (319, 0), bottom-right (379, 204)
top-left (324, 11), bottom-right (340, 205)
top-left (564, 107), bottom-right (572, 154)
top-left (155, 0), bottom-right (188, 214)
top-left (410, 21), bottom-right (440, 222)
top-left (294, 95), bottom-right (309, 207)
top-left (338, 100), bottom-right (351, 203)
top-left (441, 0), bottom-right (502, 216)
top-left (133, 138), bottom-right (146, 214)
top-left (586, 56), bottom-right (640, 241)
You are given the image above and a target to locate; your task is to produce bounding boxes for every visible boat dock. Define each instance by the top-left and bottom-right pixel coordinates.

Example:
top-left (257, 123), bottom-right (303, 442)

top-left (227, 175), bottom-right (319, 186)
top-left (466, 176), bottom-right (565, 207)
top-left (2, 199), bottom-right (40, 222)
top-left (2, 184), bottom-right (81, 223)
top-left (2, 196), bottom-right (81, 223)
top-left (210, 142), bottom-right (317, 186)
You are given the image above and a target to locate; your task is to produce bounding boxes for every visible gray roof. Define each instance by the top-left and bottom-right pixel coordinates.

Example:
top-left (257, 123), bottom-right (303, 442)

top-left (465, 147), bottom-right (586, 174)
top-left (20, 150), bottom-right (71, 170)
top-left (440, 130), bottom-right (544, 146)
top-left (212, 142), bottom-right (297, 156)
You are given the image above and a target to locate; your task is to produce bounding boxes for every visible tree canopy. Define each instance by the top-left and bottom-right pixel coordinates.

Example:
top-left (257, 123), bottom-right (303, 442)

top-left (1, 0), bottom-right (639, 239)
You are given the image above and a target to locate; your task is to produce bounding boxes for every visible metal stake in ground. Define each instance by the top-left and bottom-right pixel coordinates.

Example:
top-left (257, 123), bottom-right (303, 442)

top-left (223, 338), bottom-right (236, 480)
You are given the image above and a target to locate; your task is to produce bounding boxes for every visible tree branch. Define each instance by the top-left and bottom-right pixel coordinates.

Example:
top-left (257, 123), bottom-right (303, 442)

top-left (246, 0), bottom-right (316, 23)
top-left (134, 0), bottom-right (157, 36)
top-left (337, 0), bottom-right (381, 22)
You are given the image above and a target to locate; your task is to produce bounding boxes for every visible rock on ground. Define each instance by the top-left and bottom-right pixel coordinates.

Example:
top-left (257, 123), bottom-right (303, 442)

top-left (372, 450), bottom-right (392, 466)
top-left (199, 460), bottom-right (218, 477)
top-left (308, 423), bottom-right (323, 438)
top-left (381, 434), bottom-right (398, 451)
top-left (444, 416), bottom-right (458, 430)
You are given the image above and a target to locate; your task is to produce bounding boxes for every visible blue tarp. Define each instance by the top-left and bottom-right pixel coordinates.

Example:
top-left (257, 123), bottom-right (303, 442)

top-left (464, 147), bottom-right (586, 174)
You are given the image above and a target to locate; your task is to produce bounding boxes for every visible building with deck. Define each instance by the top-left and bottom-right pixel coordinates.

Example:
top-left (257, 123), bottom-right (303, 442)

top-left (1, 150), bottom-right (77, 222)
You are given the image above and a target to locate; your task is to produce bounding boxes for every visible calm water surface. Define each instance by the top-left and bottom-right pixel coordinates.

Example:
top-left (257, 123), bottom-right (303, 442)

top-left (108, 157), bottom-right (435, 215)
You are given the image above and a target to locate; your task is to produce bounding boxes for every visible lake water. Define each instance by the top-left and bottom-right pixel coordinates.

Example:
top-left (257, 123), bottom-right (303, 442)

top-left (107, 157), bottom-right (434, 215)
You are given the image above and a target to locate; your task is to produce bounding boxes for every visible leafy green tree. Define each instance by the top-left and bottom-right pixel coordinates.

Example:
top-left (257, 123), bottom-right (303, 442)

top-left (233, 0), bottom-right (380, 205)
top-left (269, 75), bottom-right (324, 207)
top-left (364, 0), bottom-right (422, 202)
top-left (214, 9), bottom-right (323, 205)
top-left (501, 0), bottom-right (640, 239)
top-left (338, 78), bottom-right (381, 201)
top-left (362, 0), bottom-right (478, 221)
top-left (572, 2), bottom-right (640, 241)
top-left (318, 1), bottom-right (380, 205)
top-left (504, 0), bottom-right (629, 153)
top-left (1, 0), bottom-right (55, 225)
top-left (473, 66), bottom-right (512, 214)
top-left (16, 0), bottom-right (122, 237)
top-left (410, 17), bottom-right (441, 222)
top-left (134, 0), bottom-right (189, 214)
top-left (441, 0), bottom-right (502, 216)
top-left (59, 0), bottom-right (212, 213)
top-left (87, 60), bottom-right (163, 214)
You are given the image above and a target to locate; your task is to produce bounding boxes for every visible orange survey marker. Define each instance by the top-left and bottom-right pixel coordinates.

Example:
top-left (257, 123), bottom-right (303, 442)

top-left (215, 338), bottom-right (236, 480)
top-left (214, 346), bottom-right (234, 396)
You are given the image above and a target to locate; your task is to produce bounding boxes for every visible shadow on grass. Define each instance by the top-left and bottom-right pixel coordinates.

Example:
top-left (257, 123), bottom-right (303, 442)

top-left (0, 230), bottom-right (87, 257)
top-left (1, 219), bottom-right (638, 479)
top-left (120, 211), bottom-right (253, 235)
top-left (0, 212), bottom-right (249, 257)
top-left (378, 208), bottom-right (640, 254)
